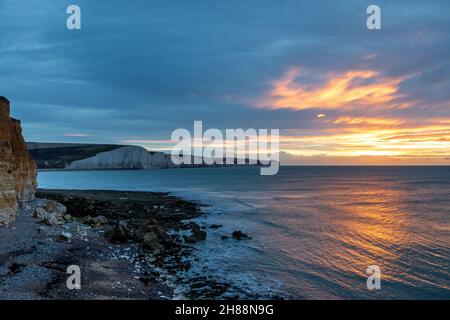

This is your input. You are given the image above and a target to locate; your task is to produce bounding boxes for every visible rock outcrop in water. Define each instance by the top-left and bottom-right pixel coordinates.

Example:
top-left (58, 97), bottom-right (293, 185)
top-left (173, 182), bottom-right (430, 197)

top-left (0, 96), bottom-right (37, 226)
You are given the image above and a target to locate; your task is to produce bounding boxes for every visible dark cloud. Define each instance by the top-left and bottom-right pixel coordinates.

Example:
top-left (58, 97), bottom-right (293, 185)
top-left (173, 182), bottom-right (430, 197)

top-left (0, 0), bottom-right (449, 145)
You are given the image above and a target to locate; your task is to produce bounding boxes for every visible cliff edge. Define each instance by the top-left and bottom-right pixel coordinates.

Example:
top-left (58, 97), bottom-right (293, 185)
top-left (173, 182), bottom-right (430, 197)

top-left (0, 96), bottom-right (37, 226)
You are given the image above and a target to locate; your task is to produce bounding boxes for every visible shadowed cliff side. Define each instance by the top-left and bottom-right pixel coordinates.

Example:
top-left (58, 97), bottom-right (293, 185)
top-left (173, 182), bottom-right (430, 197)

top-left (0, 96), bottom-right (37, 226)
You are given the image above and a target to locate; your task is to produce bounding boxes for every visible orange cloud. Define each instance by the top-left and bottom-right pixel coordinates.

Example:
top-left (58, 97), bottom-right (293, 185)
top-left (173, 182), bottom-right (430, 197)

top-left (260, 68), bottom-right (405, 110)
top-left (276, 118), bottom-right (450, 160)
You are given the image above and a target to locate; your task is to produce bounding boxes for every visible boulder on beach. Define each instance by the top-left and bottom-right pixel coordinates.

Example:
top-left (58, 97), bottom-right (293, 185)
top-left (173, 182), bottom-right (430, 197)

top-left (86, 215), bottom-right (108, 227)
top-left (33, 200), bottom-right (68, 226)
top-left (140, 232), bottom-right (163, 252)
top-left (107, 221), bottom-right (131, 243)
top-left (44, 200), bottom-right (67, 216)
top-left (57, 231), bottom-right (72, 243)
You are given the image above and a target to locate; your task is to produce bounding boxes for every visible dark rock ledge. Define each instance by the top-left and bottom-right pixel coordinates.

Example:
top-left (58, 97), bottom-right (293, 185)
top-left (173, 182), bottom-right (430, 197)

top-left (0, 189), bottom-right (205, 299)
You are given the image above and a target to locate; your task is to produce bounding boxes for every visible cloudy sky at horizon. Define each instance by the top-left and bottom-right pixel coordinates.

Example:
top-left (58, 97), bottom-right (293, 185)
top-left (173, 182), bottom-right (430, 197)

top-left (1, 0), bottom-right (449, 164)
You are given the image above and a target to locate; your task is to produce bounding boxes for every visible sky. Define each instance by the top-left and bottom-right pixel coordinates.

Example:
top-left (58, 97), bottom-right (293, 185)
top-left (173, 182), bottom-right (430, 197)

top-left (1, 0), bottom-right (449, 165)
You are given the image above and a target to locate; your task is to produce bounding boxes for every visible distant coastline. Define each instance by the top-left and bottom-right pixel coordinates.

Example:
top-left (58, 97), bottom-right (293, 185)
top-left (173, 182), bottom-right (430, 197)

top-left (28, 142), bottom-right (265, 171)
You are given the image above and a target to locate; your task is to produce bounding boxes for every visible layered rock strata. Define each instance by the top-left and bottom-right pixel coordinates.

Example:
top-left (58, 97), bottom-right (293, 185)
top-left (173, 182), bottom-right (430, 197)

top-left (0, 96), bottom-right (37, 226)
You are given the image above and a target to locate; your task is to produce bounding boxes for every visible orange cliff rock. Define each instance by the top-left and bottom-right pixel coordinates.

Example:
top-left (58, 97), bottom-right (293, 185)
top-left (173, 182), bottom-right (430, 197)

top-left (0, 96), bottom-right (37, 226)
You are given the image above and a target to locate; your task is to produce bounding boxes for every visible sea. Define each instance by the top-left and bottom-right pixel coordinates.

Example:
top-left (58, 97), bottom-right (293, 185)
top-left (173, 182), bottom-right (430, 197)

top-left (38, 166), bottom-right (450, 299)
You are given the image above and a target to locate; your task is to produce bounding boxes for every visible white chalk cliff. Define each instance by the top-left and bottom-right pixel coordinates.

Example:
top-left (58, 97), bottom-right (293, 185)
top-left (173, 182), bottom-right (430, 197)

top-left (66, 146), bottom-right (175, 170)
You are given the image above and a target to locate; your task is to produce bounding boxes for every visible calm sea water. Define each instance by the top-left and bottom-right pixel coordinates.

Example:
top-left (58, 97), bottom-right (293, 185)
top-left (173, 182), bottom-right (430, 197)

top-left (38, 166), bottom-right (450, 299)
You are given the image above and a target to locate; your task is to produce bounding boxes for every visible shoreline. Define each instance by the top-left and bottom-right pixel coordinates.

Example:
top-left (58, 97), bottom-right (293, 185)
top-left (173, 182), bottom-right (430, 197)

top-left (36, 164), bottom-right (263, 173)
top-left (0, 189), bottom-right (218, 299)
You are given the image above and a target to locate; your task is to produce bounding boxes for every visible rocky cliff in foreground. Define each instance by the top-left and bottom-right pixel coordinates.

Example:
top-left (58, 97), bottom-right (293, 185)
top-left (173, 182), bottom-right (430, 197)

top-left (0, 96), bottom-right (37, 226)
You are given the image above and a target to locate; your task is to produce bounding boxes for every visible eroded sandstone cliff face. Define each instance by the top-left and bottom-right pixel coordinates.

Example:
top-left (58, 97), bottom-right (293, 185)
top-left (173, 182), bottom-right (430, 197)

top-left (0, 96), bottom-right (37, 226)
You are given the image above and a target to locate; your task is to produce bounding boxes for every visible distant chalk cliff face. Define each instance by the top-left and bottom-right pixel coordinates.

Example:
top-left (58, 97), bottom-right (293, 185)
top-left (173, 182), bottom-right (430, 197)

top-left (28, 142), bottom-right (212, 170)
top-left (0, 97), bottom-right (37, 226)
top-left (66, 146), bottom-right (175, 170)
top-left (29, 143), bottom-right (258, 171)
